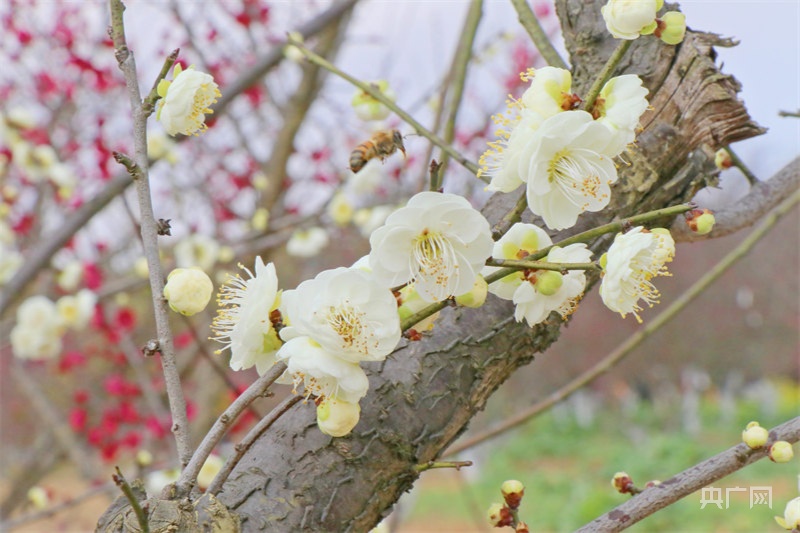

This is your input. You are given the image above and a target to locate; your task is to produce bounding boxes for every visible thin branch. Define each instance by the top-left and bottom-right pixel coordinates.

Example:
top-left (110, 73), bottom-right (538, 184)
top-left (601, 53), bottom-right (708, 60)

top-left (724, 145), bottom-right (759, 185)
top-left (509, 0), bottom-right (568, 69)
top-left (485, 258), bottom-right (600, 272)
top-left (0, 431), bottom-right (63, 519)
top-left (491, 191), bottom-right (528, 240)
top-left (142, 48), bottom-right (179, 113)
top-left (175, 362), bottom-right (287, 493)
top-left (575, 417), bottom-right (800, 532)
top-left (112, 467), bottom-right (148, 533)
top-left (108, 0), bottom-right (191, 468)
top-left (672, 156), bottom-right (799, 242)
top-left (582, 39), bottom-right (632, 113)
top-left (206, 393), bottom-right (302, 495)
top-left (447, 185), bottom-right (800, 456)
top-left (437, 0), bottom-right (484, 179)
top-left (286, 36), bottom-right (484, 180)
top-left (414, 460), bottom-right (472, 473)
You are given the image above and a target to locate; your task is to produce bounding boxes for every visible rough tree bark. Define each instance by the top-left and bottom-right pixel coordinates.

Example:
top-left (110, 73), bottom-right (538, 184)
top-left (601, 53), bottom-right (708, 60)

top-left (97, 1), bottom-right (765, 531)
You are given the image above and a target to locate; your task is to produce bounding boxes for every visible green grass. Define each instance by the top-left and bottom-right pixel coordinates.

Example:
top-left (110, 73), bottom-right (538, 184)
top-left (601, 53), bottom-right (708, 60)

top-left (406, 380), bottom-right (799, 532)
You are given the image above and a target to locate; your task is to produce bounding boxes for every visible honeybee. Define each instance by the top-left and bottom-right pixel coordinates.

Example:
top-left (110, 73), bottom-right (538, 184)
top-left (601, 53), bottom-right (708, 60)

top-left (349, 129), bottom-right (406, 173)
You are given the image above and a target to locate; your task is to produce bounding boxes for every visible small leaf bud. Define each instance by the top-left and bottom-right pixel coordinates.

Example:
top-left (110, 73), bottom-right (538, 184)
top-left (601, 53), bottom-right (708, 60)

top-left (501, 479), bottom-right (525, 509)
top-left (487, 502), bottom-right (513, 528)
top-left (611, 471), bottom-right (634, 494)
top-left (769, 441), bottom-right (794, 463)
top-left (742, 421), bottom-right (769, 449)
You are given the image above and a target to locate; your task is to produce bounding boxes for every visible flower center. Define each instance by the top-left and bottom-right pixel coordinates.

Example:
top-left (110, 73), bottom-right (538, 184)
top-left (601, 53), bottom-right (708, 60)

top-left (412, 230), bottom-right (457, 287)
top-left (548, 149), bottom-right (602, 205)
top-left (326, 304), bottom-right (364, 349)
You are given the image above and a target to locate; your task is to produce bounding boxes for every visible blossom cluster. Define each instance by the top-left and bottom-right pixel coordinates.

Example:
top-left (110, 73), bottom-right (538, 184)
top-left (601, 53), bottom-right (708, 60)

top-left (479, 65), bottom-right (649, 230)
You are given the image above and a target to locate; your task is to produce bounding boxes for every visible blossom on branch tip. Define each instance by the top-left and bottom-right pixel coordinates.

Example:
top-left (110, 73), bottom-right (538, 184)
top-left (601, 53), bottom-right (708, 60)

top-left (163, 267), bottom-right (213, 316)
top-left (369, 191), bottom-right (493, 302)
top-left (484, 222), bottom-right (553, 300)
top-left (286, 227), bottom-right (329, 257)
top-left (599, 226), bottom-right (675, 322)
top-left (279, 267), bottom-right (400, 363)
top-left (156, 64), bottom-right (220, 137)
top-left (775, 497), bottom-right (800, 530)
top-left (211, 258), bottom-right (282, 376)
top-left (10, 295), bottom-right (64, 360)
top-left (601, 0), bottom-right (659, 40)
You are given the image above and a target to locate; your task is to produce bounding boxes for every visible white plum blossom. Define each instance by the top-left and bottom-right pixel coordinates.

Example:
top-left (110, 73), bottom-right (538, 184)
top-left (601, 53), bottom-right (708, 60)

top-left (520, 66), bottom-right (577, 118)
top-left (286, 227), bottom-right (329, 257)
top-left (276, 336), bottom-right (369, 403)
top-left (594, 75), bottom-right (650, 155)
top-left (196, 454), bottom-right (224, 491)
top-left (775, 497), bottom-right (800, 530)
top-left (56, 289), bottom-right (97, 331)
top-left (354, 205), bottom-right (396, 238)
top-left (163, 267), bottom-right (214, 316)
top-left (601, 0), bottom-right (659, 40)
top-left (0, 244), bottom-right (23, 285)
top-left (10, 295), bottom-right (64, 360)
top-left (279, 267), bottom-right (400, 363)
top-left (484, 222), bottom-right (553, 299)
top-left (156, 64), bottom-right (221, 136)
top-left (524, 111), bottom-right (619, 230)
top-left (369, 191), bottom-right (493, 302)
top-left (511, 244), bottom-right (592, 326)
top-left (316, 397), bottom-right (361, 437)
top-left (599, 226), bottom-right (675, 321)
top-left (211, 257), bottom-right (282, 375)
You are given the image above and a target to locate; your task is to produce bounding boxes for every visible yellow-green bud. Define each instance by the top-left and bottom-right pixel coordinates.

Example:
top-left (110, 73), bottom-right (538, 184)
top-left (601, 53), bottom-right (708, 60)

top-left (487, 502), bottom-right (512, 527)
top-left (599, 253), bottom-right (608, 270)
top-left (27, 486), bottom-right (49, 510)
top-left (611, 471), bottom-right (633, 494)
top-left (769, 441), bottom-right (794, 463)
top-left (163, 267), bottom-right (213, 316)
top-left (658, 12), bottom-right (686, 45)
top-left (455, 276), bottom-right (488, 308)
top-left (136, 449), bottom-right (154, 467)
top-left (501, 479), bottom-right (525, 509)
top-left (742, 421), bottom-right (769, 449)
top-left (534, 271), bottom-right (563, 296)
top-left (715, 148), bottom-right (733, 169)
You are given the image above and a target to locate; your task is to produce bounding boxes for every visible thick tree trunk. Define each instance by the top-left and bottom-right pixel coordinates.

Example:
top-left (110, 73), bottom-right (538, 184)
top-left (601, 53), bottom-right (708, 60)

top-left (97, 2), bottom-right (764, 532)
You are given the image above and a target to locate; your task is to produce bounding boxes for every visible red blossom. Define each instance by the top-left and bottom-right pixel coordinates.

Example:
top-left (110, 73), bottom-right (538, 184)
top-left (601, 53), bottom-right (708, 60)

top-left (114, 307), bottom-right (137, 332)
top-left (68, 407), bottom-right (88, 432)
top-left (58, 350), bottom-right (87, 373)
top-left (83, 262), bottom-right (103, 290)
top-left (74, 389), bottom-right (90, 404)
top-left (174, 331), bottom-right (194, 350)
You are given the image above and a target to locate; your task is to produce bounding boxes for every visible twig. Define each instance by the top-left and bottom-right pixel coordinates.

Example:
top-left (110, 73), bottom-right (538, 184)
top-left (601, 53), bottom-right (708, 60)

top-left (142, 48), bottom-right (179, 113)
top-left (446, 187), bottom-right (800, 456)
top-left (671, 156), bottom-right (799, 242)
top-left (413, 460), bottom-right (472, 473)
top-left (108, 0), bottom-right (191, 468)
top-left (437, 0), bottom-right (483, 179)
top-left (175, 362), bottom-right (287, 493)
top-left (485, 258), bottom-right (600, 272)
top-left (778, 109), bottom-right (800, 118)
top-left (206, 393), bottom-right (302, 495)
top-left (582, 40), bottom-right (632, 113)
top-left (112, 467), bottom-right (148, 533)
top-left (724, 145), bottom-right (759, 185)
top-left (509, 0), bottom-right (568, 69)
top-left (575, 417), bottom-right (800, 532)
top-left (0, 431), bottom-right (63, 519)
top-left (286, 36), bottom-right (484, 180)
top-left (491, 191), bottom-right (528, 240)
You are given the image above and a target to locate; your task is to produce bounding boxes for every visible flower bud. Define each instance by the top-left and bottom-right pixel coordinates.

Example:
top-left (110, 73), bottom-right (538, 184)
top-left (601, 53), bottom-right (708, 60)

top-left (656, 12), bottom-right (686, 45)
top-left (317, 397), bottom-right (361, 437)
top-left (351, 80), bottom-right (396, 121)
top-left (501, 479), bottom-right (525, 510)
top-left (534, 270), bottom-right (563, 296)
top-left (741, 421), bottom-right (769, 449)
top-left (611, 471), bottom-right (634, 494)
top-left (769, 441), bottom-right (794, 463)
top-left (487, 502), bottom-right (513, 528)
top-left (163, 267), bottom-right (213, 316)
top-left (455, 276), bottom-right (489, 308)
top-left (685, 208), bottom-right (715, 235)
top-left (283, 32), bottom-right (305, 63)
top-left (515, 522), bottom-right (530, 533)
top-left (714, 148), bottom-right (733, 169)
top-left (775, 496), bottom-right (800, 530)
top-left (136, 449), bottom-right (154, 467)
top-left (251, 207), bottom-right (270, 232)
top-left (27, 486), bottom-right (49, 510)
